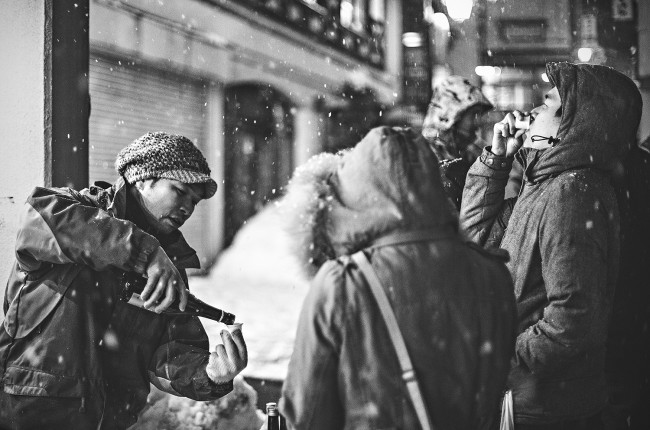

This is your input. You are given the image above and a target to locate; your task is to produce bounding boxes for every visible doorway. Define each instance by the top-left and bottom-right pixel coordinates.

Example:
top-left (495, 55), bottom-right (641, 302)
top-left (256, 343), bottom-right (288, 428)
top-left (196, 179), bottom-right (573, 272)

top-left (223, 84), bottom-right (294, 247)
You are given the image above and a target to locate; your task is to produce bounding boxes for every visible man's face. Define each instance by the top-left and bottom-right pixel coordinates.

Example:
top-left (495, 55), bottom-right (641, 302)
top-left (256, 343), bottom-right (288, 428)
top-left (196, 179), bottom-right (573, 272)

top-left (523, 87), bottom-right (562, 150)
top-left (455, 106), bottom-right (484, 139)
top-left (136, 178), bottom-right (204, 234)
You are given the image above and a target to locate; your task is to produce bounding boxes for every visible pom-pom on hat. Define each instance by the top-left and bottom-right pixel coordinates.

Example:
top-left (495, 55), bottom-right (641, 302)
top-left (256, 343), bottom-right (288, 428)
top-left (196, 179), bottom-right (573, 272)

top-left (116, 132), bottom-right (217, 199)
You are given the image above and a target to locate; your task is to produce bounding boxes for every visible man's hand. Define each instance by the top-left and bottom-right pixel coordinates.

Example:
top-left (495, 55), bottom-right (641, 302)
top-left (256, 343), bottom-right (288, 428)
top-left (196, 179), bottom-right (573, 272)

top-left (206, 329), bottom-right (248, 384)
top-left (492, 110), bottom-right (527, 157)
top-left (140, 246), bottom-right (189, 313)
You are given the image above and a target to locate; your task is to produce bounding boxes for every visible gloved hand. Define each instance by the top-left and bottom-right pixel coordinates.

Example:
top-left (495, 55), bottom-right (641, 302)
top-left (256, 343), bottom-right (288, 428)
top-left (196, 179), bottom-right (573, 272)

top-left (206, 328), bottom-right (248, 384)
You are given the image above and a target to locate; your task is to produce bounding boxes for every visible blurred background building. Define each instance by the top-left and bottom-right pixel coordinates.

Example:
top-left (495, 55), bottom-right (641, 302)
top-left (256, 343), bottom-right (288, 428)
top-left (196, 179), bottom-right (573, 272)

top-left (85, 0), bottom-right (404, 269)
top-left (420, 0), bottom-right (645, 140)
top-left (1, 0), bottom-right (649, 280)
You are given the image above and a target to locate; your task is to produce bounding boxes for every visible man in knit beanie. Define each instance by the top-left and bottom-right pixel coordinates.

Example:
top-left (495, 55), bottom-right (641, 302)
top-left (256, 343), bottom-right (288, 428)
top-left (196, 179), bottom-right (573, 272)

top-left (116, 131), bottom-right (218, 199)
top-left (0, 132), bottom-right (247, 429)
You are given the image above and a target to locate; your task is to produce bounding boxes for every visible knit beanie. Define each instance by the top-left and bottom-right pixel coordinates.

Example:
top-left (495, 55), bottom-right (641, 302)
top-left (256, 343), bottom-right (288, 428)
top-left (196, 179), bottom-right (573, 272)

top-left (116, 132), bottom-right (217, 198)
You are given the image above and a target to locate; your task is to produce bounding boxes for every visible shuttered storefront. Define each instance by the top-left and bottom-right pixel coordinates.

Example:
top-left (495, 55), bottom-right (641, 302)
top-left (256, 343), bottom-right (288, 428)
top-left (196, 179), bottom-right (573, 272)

top-left (88, 55), bottom-right (212, 269)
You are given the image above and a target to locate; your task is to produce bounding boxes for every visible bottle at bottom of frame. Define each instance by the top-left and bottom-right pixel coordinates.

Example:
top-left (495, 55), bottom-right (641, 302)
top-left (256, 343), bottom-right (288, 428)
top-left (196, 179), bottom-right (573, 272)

top-left (266, 402), bottom-right (287, 430)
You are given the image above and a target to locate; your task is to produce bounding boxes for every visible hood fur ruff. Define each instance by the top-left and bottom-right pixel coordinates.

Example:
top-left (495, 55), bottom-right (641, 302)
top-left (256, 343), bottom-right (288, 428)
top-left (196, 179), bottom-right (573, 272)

top-left (278, 151), bottom-right (343, 277)
top-left (279, 127), bottom-right (455, 278)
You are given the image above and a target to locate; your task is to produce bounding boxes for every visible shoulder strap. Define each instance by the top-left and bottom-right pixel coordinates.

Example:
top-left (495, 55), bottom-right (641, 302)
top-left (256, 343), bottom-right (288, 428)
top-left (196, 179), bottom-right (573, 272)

top-left (351, 251), bottom-right (436, 430)
top-left (368, 227), bottom-right (455, 249)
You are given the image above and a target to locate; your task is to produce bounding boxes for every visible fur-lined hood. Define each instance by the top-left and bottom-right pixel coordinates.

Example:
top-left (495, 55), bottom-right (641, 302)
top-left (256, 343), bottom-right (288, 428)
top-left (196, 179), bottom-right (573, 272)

top-left (279, 126), bottom-right (455, 276)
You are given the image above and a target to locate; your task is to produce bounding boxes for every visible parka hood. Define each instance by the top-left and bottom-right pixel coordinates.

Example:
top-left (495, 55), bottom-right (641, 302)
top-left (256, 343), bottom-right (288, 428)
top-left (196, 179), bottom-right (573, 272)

top-left (524, 62), bottom-right (642, 182)
top-left (281, 126), bottom-right (455, 276)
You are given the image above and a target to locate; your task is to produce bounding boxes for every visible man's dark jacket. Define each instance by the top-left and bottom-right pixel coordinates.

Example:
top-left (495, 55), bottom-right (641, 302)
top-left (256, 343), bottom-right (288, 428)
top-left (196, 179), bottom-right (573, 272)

top-left (460, 63), bottom-right (643, 424)
top-left (0, 178), bottom-right (231, 429)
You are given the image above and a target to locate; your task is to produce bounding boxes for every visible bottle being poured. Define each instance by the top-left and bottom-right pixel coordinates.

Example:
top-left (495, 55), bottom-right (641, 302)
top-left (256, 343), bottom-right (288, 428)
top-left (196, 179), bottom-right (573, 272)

top-left (118, 271), bottom-right (236, 324)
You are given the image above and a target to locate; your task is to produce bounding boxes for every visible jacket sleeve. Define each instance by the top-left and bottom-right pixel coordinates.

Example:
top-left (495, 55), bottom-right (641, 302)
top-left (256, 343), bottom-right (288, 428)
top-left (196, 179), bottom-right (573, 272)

top-left (514, 178), bottom-right (616, 375)
top-left (279, 261), bottom-right (345, 430)
top-left (148, 312), bottom-right (233, 401)
top-left (460, 148), bottom-right (517, 248)
top-left (15, 187), bottom-right (159, 274)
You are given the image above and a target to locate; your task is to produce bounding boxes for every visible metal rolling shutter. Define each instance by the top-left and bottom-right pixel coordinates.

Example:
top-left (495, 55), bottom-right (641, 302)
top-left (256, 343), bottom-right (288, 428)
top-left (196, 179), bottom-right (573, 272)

top-left (89, 55), bottom-right (211, 269)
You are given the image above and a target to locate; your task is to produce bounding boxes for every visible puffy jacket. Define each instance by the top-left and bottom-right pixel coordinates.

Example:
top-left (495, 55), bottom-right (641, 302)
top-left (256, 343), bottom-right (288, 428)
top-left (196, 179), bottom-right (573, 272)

top-left (279, 127), bottom-right (516, 429)
top-left (460, 63), bottom-right (643, 424)
top-left (0, 178), bottom-right (231, 429)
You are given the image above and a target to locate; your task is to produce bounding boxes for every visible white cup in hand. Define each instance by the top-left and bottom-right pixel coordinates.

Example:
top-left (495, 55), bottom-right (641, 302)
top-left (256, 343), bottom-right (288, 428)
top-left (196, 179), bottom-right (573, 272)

top-left (226, 322), bottom-right (243, 334)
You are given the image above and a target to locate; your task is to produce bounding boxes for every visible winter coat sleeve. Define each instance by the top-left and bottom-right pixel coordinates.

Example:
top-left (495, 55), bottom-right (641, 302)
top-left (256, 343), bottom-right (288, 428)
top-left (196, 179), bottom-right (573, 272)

top-left (514, 177), bottom-right (615, 375)
top-left (460, 148), bottom-right (517, 248)
top-left (279, 261), bottom-right (345, 430)
top-left (15, 187), bottom-right (159, 274)
top-left (148, 312), bottom-right (233, 401)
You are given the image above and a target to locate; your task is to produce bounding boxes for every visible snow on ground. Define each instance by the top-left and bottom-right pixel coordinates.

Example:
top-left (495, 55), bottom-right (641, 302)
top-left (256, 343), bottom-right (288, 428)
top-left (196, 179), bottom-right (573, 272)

top-left (189, 203), bottom-right (310, 382)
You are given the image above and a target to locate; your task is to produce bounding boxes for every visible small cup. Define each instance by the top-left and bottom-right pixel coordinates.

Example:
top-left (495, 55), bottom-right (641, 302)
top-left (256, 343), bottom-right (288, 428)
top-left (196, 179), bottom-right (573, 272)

top-left (226, 322), bottom-right (243, 334)
top-left (515, 115), bottom-right (531, 130)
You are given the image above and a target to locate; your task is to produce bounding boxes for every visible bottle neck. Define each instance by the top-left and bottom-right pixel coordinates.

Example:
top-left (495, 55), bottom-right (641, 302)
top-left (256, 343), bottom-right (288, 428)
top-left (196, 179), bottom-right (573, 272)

top-left (120, 273), bottom-right (236, 324)
top-left (185, 295), bottom-right (226, 320)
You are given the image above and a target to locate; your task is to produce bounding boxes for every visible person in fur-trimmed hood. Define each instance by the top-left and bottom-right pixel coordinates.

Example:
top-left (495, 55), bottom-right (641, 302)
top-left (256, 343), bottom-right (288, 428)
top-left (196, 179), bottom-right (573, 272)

top-left (277, 126), bottom-right (517, 429)
top-left (460, 62), bottom-right (643, 429)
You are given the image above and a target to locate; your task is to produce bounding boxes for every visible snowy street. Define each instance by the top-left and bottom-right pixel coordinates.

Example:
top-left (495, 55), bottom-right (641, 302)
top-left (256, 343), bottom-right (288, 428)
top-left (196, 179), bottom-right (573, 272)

top-left (190, 203), bottom-right (310, 382)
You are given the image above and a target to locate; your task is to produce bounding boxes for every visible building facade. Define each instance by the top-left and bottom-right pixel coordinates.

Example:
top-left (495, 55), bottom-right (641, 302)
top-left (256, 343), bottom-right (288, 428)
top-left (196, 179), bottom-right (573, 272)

top-left (88, 0), bottom-right (403, 268)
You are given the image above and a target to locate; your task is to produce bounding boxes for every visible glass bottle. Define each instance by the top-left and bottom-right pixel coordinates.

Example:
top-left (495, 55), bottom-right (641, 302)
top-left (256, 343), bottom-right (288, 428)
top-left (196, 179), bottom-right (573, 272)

top-left (266, 402), bottom-right (280, 430)
top-left (118, 271), bottom-right (236, 324)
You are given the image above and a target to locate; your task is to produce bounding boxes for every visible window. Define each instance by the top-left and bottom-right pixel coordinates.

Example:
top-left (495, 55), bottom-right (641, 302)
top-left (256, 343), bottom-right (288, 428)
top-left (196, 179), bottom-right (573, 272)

top-left (369, 0), bottom-right (385, 22)
top-left (340, 0), bottom-right (365, 34)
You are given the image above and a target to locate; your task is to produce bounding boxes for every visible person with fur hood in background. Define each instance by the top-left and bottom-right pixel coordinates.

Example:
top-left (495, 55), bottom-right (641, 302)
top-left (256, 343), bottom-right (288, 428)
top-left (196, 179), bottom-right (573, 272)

top-left (422, 75), bottom-right (494, 165)
top-left (460, 62), bottom-right (643, 429)
top-left (422, 76), bottom-right (497, 211)
top-left (277, 126), bottom-right (517, 429)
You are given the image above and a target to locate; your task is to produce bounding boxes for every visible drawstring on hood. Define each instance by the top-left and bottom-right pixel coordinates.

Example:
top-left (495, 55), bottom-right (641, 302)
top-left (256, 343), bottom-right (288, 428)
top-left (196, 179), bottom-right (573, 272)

top-left (531, 135), bottom-right (561, 147)
top-left (523, 62), bottom-right (642, 183)
top-left (280, 127), bottom-right (456, 277)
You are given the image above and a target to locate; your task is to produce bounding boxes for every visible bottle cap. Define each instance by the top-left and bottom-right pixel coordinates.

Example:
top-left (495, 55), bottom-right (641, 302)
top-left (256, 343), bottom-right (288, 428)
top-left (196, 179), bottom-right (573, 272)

top-left (266, 402), bottom-right (279, 416)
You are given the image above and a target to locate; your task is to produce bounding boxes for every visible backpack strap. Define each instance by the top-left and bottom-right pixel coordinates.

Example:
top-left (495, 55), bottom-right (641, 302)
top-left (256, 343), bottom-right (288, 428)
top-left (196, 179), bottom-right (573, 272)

top-left (368, 226), bottom-right (455, 249)
top-left (351, 250), bottom-right (436, 430)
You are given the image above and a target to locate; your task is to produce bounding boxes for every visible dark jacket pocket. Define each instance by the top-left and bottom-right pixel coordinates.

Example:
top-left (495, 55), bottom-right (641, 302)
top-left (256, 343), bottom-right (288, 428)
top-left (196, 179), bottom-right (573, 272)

top-left (3, 365), bottom-right (84, 397)
top-left (4, 264), bottom-right (82, 339)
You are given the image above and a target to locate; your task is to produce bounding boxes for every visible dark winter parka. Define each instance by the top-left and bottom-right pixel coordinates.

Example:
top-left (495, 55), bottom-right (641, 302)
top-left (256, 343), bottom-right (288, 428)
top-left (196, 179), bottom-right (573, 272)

top-left (278, 127), bottom-right (517, 430)
top-left (0, 178), bottom-right (231, 429)
top-left (460, 63), bottom-right (643, 424)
